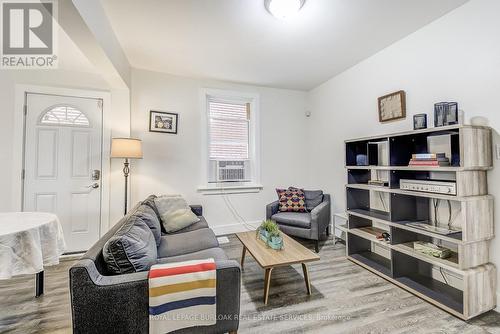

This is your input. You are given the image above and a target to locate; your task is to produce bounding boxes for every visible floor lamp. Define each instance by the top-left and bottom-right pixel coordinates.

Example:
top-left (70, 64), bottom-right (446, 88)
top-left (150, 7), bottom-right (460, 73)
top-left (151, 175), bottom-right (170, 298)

top-left (111, 138), bottom-right (143, 215)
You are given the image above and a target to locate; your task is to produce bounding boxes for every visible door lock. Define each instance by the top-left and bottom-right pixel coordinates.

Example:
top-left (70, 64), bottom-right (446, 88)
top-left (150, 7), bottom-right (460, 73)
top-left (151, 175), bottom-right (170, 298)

top-left (92, 170), bottom-right (101, 181)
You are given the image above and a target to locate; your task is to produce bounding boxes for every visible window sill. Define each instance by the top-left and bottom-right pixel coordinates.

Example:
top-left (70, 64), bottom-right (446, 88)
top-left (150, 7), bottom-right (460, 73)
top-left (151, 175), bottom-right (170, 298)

top-left (197, 183), bottom-right (263, 195)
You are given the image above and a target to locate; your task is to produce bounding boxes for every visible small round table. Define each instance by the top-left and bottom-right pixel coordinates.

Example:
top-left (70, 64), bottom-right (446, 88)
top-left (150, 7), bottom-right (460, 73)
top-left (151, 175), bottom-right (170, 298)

top-left (0, 212), bottom-right (66, 297)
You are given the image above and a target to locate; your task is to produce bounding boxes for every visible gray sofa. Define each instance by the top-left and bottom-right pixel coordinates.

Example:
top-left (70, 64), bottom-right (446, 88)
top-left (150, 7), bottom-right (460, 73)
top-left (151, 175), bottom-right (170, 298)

top-left (266, 191), bottom-right (331, 253)
top-left (69, 196), bottom-right (241, 334)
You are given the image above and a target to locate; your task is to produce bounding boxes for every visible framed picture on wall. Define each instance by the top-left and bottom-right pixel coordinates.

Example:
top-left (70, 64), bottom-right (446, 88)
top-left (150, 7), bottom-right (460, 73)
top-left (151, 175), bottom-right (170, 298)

top-left (378, 90), bottom-right (406, 123)
top-left (149, 111), bottom-right (178, 134)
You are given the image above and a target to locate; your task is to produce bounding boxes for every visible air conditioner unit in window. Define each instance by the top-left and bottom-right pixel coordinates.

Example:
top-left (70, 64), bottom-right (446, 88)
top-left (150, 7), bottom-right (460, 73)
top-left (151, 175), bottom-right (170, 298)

top-left (209, 160), bottom-right (250, 183)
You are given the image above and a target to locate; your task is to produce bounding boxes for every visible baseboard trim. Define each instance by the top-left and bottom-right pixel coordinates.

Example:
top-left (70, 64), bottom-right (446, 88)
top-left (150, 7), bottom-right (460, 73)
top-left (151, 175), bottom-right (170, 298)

top-left (211, 221), bottom-right (260, 236)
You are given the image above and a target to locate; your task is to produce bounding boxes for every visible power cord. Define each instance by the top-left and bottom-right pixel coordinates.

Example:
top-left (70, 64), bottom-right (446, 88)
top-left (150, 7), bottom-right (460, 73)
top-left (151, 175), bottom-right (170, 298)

top-left (439, 267), bottom-right (449, 285)
top-left (378, 192), bottom-right (387, 211)
top-left (219, 184), bottom-right (255, 231)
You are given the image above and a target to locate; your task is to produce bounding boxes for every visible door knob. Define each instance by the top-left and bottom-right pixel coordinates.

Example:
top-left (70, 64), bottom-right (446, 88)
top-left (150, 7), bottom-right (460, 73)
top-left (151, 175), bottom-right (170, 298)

top-left (87, 183), bottom-right (99, 189)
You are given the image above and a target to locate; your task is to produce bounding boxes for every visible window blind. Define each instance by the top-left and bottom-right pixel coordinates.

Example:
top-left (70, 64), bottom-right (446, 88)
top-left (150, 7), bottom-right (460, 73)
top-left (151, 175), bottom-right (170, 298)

top-left (208, 99), bottom-right (250, 160)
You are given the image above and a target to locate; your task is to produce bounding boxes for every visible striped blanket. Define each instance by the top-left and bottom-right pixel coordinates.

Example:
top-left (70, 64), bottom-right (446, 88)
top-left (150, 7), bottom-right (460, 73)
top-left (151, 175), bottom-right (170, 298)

top-left (148, 259), bottom-right (217, 334)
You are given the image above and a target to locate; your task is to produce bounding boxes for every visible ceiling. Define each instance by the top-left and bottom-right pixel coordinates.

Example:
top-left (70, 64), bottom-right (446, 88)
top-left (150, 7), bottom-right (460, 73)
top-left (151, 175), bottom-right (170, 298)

top-left (101, 0), bottom-right (468, 90)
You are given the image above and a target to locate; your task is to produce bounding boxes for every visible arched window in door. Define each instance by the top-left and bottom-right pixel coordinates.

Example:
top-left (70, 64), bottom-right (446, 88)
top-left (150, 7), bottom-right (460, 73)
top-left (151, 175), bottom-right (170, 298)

top-left (39, 105), bottom-right (90, 127)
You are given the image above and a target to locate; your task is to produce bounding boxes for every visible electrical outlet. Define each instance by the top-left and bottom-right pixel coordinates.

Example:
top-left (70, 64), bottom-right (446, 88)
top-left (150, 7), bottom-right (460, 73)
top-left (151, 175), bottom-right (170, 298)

top-left (496, 144), bottom-right (500, 160)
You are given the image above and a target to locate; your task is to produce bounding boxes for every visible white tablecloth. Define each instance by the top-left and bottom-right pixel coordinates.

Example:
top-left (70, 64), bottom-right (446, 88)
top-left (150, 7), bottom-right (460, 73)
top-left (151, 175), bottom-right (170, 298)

top-left (0, 212), bottom-right (66, 279)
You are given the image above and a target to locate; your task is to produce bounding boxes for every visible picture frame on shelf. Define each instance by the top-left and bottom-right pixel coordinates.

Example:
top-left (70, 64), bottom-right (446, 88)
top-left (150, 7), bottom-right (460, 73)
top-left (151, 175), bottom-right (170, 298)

top-left (149, 110), bottom-right (178, 134)
top-left (378, 90), bottom-right (406, 123)
top-left (434, 102), bottom-right (458, 127)
top-left (413, 114), bottom-right (427, 130)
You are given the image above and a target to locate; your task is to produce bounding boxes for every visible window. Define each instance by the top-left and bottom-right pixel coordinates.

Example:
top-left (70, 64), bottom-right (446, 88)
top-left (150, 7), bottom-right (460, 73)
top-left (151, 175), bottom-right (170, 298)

top-left (201, 89), bottom-right (261, 192)
top-left (40, 105), bottom-right (90, 127)
top-left (208, 99), bottom-right (249, 160)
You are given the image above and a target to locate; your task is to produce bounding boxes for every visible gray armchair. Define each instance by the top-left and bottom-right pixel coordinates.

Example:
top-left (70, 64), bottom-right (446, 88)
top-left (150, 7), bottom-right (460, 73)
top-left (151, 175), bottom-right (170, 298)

top-left (266, 191), bottom-right (331, 253)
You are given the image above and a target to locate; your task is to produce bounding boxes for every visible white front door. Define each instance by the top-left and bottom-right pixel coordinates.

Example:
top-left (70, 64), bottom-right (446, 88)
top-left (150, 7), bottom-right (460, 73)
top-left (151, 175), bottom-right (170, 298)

top-left (23, 93), bottom-right (103, 253)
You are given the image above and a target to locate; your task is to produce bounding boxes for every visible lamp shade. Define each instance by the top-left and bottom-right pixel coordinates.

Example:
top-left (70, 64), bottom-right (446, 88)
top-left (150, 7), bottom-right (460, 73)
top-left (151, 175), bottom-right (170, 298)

top-left (110, 138), bottom-right (143, 159)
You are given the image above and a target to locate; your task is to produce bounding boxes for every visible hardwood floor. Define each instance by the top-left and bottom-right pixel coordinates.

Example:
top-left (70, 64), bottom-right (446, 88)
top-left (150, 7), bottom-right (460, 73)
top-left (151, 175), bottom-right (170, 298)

top-left (1, 235), bottom-right (500, 333)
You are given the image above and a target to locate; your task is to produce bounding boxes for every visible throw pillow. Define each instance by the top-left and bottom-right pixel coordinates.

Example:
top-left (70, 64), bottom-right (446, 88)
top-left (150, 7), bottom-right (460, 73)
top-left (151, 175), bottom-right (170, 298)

top-left (276, 187), bottom-right (306, 212)
top-left (134, 204), bottom-right (162, 246)
top-left (154, 195), bottom-right (200, 233)
top-left (103, 217), bottom-right (158, 274)
top-left (142, 194), bottom-right (166, 233)
top-left (304, 190), bottom-right (324, 212)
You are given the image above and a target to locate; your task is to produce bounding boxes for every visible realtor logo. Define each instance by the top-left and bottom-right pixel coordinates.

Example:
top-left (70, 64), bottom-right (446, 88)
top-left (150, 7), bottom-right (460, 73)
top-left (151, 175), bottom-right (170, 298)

top-left (1, 0), bottom-right (58, 68)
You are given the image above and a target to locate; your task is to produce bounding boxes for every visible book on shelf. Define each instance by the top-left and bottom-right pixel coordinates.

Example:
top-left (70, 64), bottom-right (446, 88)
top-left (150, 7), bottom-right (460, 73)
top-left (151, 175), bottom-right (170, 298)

top-left (412, 153), bottom-right (446, 160)
top-left (411, 157), bottom-right (449, 162)
top-left (409, 160), bottom-right (450, 166)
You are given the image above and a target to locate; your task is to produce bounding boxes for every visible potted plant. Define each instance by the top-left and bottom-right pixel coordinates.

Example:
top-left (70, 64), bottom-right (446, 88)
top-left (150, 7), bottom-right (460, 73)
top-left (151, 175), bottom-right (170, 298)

top-left (268, 230), bottom-right (284, 250)
top-left (257, 220), bottom-right (284, 250)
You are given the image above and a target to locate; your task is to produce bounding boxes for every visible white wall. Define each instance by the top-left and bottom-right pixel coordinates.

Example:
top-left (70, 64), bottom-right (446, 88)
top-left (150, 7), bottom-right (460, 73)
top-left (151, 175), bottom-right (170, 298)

top-left (130, 69), bottom-right (308, 234)
top-left (307, 0), bottom-right (500, 299)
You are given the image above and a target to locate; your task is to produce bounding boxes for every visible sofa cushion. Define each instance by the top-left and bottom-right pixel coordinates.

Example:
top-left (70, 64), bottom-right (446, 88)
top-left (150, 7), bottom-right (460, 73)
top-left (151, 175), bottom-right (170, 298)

top-left (157, 228), bottom-right (219, 258)
top-left (169, 216), bottom-right (209, 234)
top-left (158, 247), bottom-right (228, 264)
top-left (276, 187), bottom-right (306, 213)
top-left (102, 217), bottom-right (157, 274)
top-left (154, 195), bottom-right (200, 233)
top-left (304, 190), bottom-right (324, 212)
top-left (271, 212), bottom-right (312, 229)
top-left (134, 204), bottom-right (162, 247)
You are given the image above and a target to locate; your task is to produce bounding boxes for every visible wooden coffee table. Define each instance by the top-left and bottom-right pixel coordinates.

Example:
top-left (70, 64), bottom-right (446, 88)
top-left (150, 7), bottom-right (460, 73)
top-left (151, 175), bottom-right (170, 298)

top-left (236, 231), bottom-right (320, 304)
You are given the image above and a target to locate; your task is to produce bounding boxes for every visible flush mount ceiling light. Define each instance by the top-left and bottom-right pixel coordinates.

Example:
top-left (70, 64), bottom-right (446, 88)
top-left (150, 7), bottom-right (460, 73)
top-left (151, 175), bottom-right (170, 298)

top-left (265, 0), bottom-right (306, 20)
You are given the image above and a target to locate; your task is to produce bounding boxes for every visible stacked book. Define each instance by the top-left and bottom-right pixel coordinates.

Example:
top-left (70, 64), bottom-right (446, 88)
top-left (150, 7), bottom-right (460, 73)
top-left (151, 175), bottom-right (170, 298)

top-left (409, 153), bottom-right (450, 166)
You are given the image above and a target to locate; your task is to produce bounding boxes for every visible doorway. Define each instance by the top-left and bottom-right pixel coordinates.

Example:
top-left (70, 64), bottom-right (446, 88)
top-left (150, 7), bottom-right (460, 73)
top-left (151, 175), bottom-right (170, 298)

top-left (23, 93), bottom-right (103, 253)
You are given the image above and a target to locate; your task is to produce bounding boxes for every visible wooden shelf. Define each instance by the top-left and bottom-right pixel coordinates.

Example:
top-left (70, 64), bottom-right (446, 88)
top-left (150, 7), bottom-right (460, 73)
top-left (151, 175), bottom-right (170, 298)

top-left (347, 209), bottom-right (467, 245)
top-left (345, 165), bottom-right (491, 171)
top-left (392, 242), bottom-right (460, 274)
top-left (346, 183), bottom-right (493, 202)
top-left (345, 124), bottom-right (495, 319)
top-left (349, 252), bottom-right (392, 277)
top-left (344, 124), bottom-right (489, 143)
top-left (347, 255), bottom-right (465, 319)
top-left (348, 227), bottom-right (390, 248)
top-left (395, 274), bottom-right (463, 314)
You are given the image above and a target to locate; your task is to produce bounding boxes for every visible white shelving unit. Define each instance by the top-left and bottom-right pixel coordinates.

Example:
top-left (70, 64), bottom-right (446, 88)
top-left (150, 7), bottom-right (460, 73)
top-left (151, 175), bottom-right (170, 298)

top-left (344, 124), bottom-right (496, 320)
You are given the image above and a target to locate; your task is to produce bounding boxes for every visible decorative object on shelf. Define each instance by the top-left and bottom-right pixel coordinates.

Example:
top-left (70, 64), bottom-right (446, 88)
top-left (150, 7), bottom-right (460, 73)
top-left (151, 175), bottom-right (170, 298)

top-left (376, 231), bottom-right (391, 242)
top-left (413, 113), bottom-right (427, 130)
top-left (413, 241), bottom-right (452, 259)
top-left (256, 220), bottom-right (284, 250)
top-left (149, 110), bottom-right (178, 134)
top-left (110, 138), bottom-right (143, 215)
top-left (378, 90), bottom-right (406, 123)
top-left (400, 179), bottom-right (456, 195)
top-left (356, 154), bottom-right (368, 166)
top-left (470, 116), bottom-right (489, 126)
top-left (434, 102), bottom-right (458, 127)
top-left (408, 153), bottom-right (450, 167)
top-left (368, 180), bottom-right (388, 187)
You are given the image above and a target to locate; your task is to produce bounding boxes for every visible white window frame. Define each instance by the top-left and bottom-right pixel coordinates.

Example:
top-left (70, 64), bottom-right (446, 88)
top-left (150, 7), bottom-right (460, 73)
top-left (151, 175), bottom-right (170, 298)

top-left (199, 88), bottom-right (262, 194)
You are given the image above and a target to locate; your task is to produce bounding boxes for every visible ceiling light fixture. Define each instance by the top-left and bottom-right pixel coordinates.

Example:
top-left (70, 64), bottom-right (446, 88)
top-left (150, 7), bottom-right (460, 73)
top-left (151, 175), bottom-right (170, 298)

top-left (265, 0), bottom-right (305, 20)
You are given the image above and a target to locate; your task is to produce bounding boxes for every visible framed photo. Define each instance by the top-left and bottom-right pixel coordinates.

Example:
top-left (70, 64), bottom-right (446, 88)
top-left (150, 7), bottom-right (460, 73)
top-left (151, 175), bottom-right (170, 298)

top-left (413, 114), bottom-right (427, 130)
top-left (149, 111), bottom-right (178, 134)
top-left (434, 102), bottom-right (458, 127)
top-left (378, 90), bottom-right (406, 123)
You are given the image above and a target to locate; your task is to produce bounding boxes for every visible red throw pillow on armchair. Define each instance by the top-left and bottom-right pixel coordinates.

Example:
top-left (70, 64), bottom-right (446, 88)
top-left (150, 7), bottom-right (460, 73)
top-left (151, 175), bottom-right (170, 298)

top-left (276, 187), bottom-right (306, 212)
